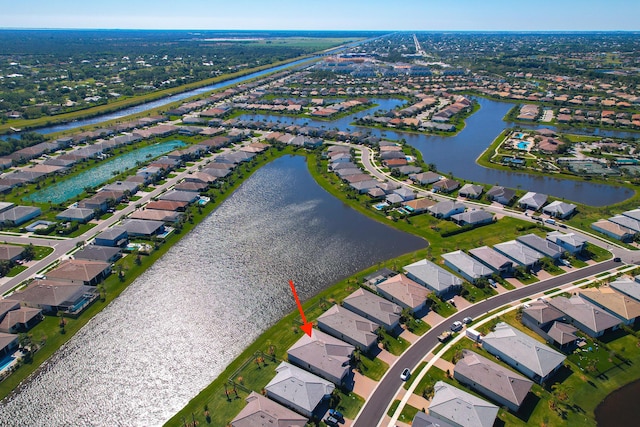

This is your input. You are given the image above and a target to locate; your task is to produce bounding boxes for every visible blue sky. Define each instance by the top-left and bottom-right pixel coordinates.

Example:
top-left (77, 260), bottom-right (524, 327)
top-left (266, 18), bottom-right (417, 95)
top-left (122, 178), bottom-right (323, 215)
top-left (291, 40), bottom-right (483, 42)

top-left (1, 0), bottom-right (638, 31)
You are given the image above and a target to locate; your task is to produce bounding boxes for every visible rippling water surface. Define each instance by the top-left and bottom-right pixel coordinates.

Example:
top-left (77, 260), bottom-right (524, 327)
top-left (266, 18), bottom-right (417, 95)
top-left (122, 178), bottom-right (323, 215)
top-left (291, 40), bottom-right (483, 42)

top-left (0, 155), bottom-right (425, 426)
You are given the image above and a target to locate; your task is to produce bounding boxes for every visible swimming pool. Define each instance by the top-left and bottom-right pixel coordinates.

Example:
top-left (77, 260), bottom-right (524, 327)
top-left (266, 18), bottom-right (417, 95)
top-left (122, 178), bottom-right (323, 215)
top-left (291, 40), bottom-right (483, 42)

top-left (373, 202), bottom-right (389, 211)
top-left (0, 355), bottom-right (16, 372)
top-left (517, 141), bottom-right (530, 150)
top-left (515, 132), bottom-right (526, 139)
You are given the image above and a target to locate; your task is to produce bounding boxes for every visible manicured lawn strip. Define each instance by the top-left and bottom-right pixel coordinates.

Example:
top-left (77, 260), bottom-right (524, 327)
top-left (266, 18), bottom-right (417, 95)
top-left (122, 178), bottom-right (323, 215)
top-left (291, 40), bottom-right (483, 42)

top-left (359, 354), bottom-right (389, 381)
top-left (404, 317), bottom-right (431, 335)
top-left (334, 390), bottom-right (365, 419)
top-left (6, 265), bottom-right (27, 277)
top-left (544, 288), bottom-right (562, 295)
top-left (387, 399), bottom-right (421, 421)
top-left (379, 330), bottom-right (410, 356)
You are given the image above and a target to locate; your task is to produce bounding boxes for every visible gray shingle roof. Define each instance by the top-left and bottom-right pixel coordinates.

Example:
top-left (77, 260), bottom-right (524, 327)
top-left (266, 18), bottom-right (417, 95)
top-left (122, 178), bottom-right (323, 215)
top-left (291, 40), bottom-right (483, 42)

top-left (317, 305), bottom-right (379, 349)
top-left (404, 259), bottom-right (463, 293)
top-left (442, 250), bottom-right (493, 280)
top-left (231, 391), bottom-right (308, 427)
top-left (522, 300), bottom-right (564, 324)
top-left (482, 322), bottom-right (566, 379)
top-left (428, 201), bottom-right (465, 217)
top-left (120, 219), bottom-right (165, 236)
top-left (265, 362), bottom-right (334, 415)
top-left (610, 277), bottom-right (640, 303)
top-left (518, 192), bottom-right (548, 210)
top-left (493, 240), bottom-right (544, 266)
top-left (429, 381), bottom-right (498, 427)
top-left (342, 288), bottom-right (402, 329)
top-left (516, 234), bottom-right (563, 258)
top-left (454, 350), bottom-right (533, 409)
top-left (468, 246), bottom-right (513, 272)
top-left (287, 329), bottom-right (353, 383)
top-left (450, 210), bottom-right (493, 225)
top-left (549, 295), bottom-right (622, 333)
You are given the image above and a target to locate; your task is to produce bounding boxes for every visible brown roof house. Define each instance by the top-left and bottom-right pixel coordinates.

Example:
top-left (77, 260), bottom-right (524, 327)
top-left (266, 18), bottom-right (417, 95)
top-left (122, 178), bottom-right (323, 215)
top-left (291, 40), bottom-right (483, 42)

top-left (376, 273), bottom-right (430, 314)
top-left (14, 279), bottom-right (96, 314)
top-left (46, 259), bottom-right (112, 286)
top-left (342, 288), bottom-right (402, 332)
top-left (0, 244), bottom-right (25, 263)
top-left (579, 286), bottom-right (640, 326)
top-left (0, 299), bottom-right (42, 333)
top-left (287, 329), bottom-right (354, 385)
top-left (454, 350), bottom-right (533, 412)
top-left (231, 391), bottom-right (307, 427)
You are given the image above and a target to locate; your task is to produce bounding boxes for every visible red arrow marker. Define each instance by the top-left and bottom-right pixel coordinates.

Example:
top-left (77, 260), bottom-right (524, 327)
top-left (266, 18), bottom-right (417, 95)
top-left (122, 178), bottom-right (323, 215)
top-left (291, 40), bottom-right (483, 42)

top-left (289, 279), bottom-right (313, 337)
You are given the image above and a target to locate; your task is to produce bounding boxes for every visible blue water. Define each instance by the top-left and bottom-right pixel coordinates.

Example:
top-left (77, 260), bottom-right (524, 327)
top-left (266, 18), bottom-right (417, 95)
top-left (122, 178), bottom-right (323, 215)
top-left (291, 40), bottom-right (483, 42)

top-left (25, 140), bottom-right (186, 204)
top-left (517, 141), bottom-right (530, 150)
top-left (0, 355), bottom-right (15, 371)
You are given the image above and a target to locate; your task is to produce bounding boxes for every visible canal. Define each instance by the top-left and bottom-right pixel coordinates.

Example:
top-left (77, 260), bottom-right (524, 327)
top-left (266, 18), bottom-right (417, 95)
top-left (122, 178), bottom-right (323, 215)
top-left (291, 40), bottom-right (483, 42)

top-left (0, 155), bottom-right (426, 426)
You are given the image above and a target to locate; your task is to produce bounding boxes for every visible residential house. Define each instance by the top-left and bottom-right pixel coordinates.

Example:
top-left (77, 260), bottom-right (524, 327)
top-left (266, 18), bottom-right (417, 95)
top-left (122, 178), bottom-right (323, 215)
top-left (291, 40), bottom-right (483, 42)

top-left (468, 246), bottom-right (513, 276)
top-left (546, 231), bottom-right (587, 255)
top-left (579, 286), bottom-right (640, 325)
top-left (428, 381), bottom-right (499, 427)
top-left (56, 207), bottom-right (95, 223)
top-left (73, 246), bottom-right (122, 263)
top-left (230, 391), bottom-right (308, 427)
top-left (450, 210), bottom-right (493, 227)
top-left (404, 259), bottom-right (463, 296)
top-left (517, 192), bottom-right (548, 211)
top-left (493, 240), bottom-right (543, 269)
top-left (486, 186), bottom-right (516, 205)
top-left (158, 190), bottom-right (200, 204)
top-left (542, 201), bottom-right (577, 219)
top-left (130, 209), bottom-right (182, 223)
top-left (428, 201), bottom-right (466, 219)
top-left (412, 412), bottom-right (454, 427)
top-left (458, 184), bottom-right (484, 199)
top-left (548, 295), bottom-right (621, 338)
top-left (432, 178), bottom-right (460, 193)
top-left (264, 362), bottom-right (335, 418)
top-left (454, 350), bottom-right (533, 412)
top-left (287, 329), bottom-right (354, 385)
top-left (0, 245), bottom-right (25, 263)
top-left (119, 219), bottom-right (165, 237)
top-left (482, 322), bottom-right (566, 384)
top-left (610, 276), bottom-right (640, 303)
top-left (376, 273), bottom-right (430, 314)
top-left (516, 234), bottom-right (563, 260)
top-left (591, 220), bottom-right (636, 242)
top-left (145, 200), bottom-right (189, 212)
top-left (521, 300), bottom-right (579, 349)
top-left (410, 171), bottom-right (442, 185)
top-left (342, 288), bottom-right (402, 332)
top-left (317, 305), bottom-right (380, 353)
top-left (46, 259), bottom-right (112, 286)
top-left (608, 215), bottom-right (640, 233)
top-left (392, 187), bottom-right (415, 202)
top-left (0, 332), bottom-right (18, 358)
top-left (363, 268), bottom-right (396, 287)
top-left (94, 227), bottom-right (128, 247)
top-left (0, 206), bottom-right (41, 226)
top-left (402, 198), bottom-right (436, 214)
top-left (13, 279), bottom-right (96, 314)
top-left (442, 250), bottom-right (493, 284)
top-left (0, 300), bottom-right (42, 334)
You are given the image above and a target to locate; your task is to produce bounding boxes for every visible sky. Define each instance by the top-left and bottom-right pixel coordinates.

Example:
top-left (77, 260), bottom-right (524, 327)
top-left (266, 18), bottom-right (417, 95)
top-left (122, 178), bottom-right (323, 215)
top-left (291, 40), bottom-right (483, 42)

top-left (1, 0), bottom-right (638, 31)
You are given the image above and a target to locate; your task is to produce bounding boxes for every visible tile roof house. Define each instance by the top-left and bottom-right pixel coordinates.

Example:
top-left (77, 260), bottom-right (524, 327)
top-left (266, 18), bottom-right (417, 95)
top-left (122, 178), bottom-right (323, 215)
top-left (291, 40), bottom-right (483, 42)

top-left (486, 186), bottom-right (516, 205)
top-left (45, 259), bottom-right (112, 286)
top-left (119, 219), bottom-right (165, 237)
top-left (608, 215), bottom-right (640, 233)
top-left (317, 305), bottom-right (380, 353)
top-left (427, 201), bottom-right (466, 219)
top-left (546, 231), bottom-right (587, 255)
top-left (0, 206), bottom-right (41, 226)
top-left (402, 198), bottom-right (436, 214)
top-left (410, 171), bottom-right (442, 185)
top-left (230, 391), bottom-right (308, 427)
top-left (542, 201), bottom-right (577, 219)
top-left (493, 240), bottom-right (544, 268)
top-left (265, 362), bottom-right (335, 418)
top-left (610, 276), bottom-right (640, 303)
top-left (158, 190), bottom-right (200, 203)
top-left (0, 244), bottom-right (25, 262)
top-left (0, 300), bottom-right (42, 334)
top-left (94, 227), bottom-right (128, 247)
top-left (0, 332), bottom-right (18, 358)
top-left (376, 273), bottom-right (430, 313)
top-left (73, 245), bottom-right (122, 263)
top-left (454, 350), bottom-right (533, 412)
top-left (432, 178), bottom-right (460, 193)
top-left (482, 322), bottom-right (566, 384)
top-left (450, 210), bottom-right (493, 227)
top-left (458, 183), bottom-right (484, 199)
top-left (404, 259), bottom-right (463, 296)
top-left (442, 250), bottom-right (494, 284)
top-left (428, 381), bottom-right (498, 427)
top-left (579, 286), bottom-right (640, 325)
top-left (516, 234), bottom-right (563, 259)
top-left (548, 295), bottom-right (621, 338)
top-left (130, 209), bottom-right (182, 223)
top-left (342, 288), bottom-right (402, 332)
top-left (521, 300), bottom-right (578, 349)
top-left (56, 207), bottom-right (96, 223)
top-left (517, 192), bottom-right (548, 211)
top-left (13, 279), bottom-right (96, 314)
top-left (591, 220), bottom-right (636, 242)
top-left (468, 246), bottom-right (513, 276)
top-left (287, 329), bottom-right (354, 385)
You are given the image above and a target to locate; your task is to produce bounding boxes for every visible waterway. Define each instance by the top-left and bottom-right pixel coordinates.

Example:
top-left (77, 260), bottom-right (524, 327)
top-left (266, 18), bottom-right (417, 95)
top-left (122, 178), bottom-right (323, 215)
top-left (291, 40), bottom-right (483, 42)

top-left (594, 378), bottom-right (640, 426)
top-left (0, 155), bottom-right (426, 426)
top-left (24, 140), bottom-right (186, 204)
top-left (236, 97), bottom-right (634, 206)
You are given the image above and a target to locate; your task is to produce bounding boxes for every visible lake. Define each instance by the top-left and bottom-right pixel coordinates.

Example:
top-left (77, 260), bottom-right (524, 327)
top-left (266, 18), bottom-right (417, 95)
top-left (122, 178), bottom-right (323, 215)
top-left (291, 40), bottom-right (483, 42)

top-left (0, 155), bottom-right (426, 426)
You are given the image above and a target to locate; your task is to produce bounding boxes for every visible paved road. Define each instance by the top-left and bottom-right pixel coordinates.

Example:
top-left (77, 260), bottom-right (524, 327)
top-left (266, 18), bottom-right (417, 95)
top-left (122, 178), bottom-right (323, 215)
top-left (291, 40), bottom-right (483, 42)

top-left (353, 259), bottom-right (619, 427)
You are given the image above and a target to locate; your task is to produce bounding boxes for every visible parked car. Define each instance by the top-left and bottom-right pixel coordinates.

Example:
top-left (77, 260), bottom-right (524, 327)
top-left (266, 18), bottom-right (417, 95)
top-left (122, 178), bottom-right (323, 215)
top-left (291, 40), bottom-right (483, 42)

top-left (559, 258), bottom-right (571, 267)
top-left (401, 368), bottom-right (411, 381)
top-left (488, 278), bottom-right (497, 288)
top-left (451, 321), bottom-right (463, 332)
top-left (545, 218), bottom-right (556, 225)
top-left (325, 416), bottom-right (339, 426)
top-left (614, 257), bottom-right (622, 262)
top-left (462, 316), bottom-right (473, 324)
top-left (448, 299), bottom-right (456, 307)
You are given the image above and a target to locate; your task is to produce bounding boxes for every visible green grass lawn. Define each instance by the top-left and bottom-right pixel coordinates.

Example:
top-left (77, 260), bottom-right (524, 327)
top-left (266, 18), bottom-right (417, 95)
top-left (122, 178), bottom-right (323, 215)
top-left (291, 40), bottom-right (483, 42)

top-left (379, 330), bottom-right (410, 356)
top-left (387, 400), bottom-right (421, 422)
top-left (404, 317), bottom-right (431, 335)
top-left (358, 354), bottom-right (389, 381)
top-left (6, 265), bottom-right (27, 277)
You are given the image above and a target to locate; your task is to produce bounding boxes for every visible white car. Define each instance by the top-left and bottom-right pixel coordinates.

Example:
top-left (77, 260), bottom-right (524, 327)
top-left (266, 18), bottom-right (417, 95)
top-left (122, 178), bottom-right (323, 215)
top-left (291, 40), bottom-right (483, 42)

top-left (462, 317), bottom-right (473, 324)
top-left (400, 368), bottom-right (411, 381)
top-left (451, 321), bottom-right (463, 332)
